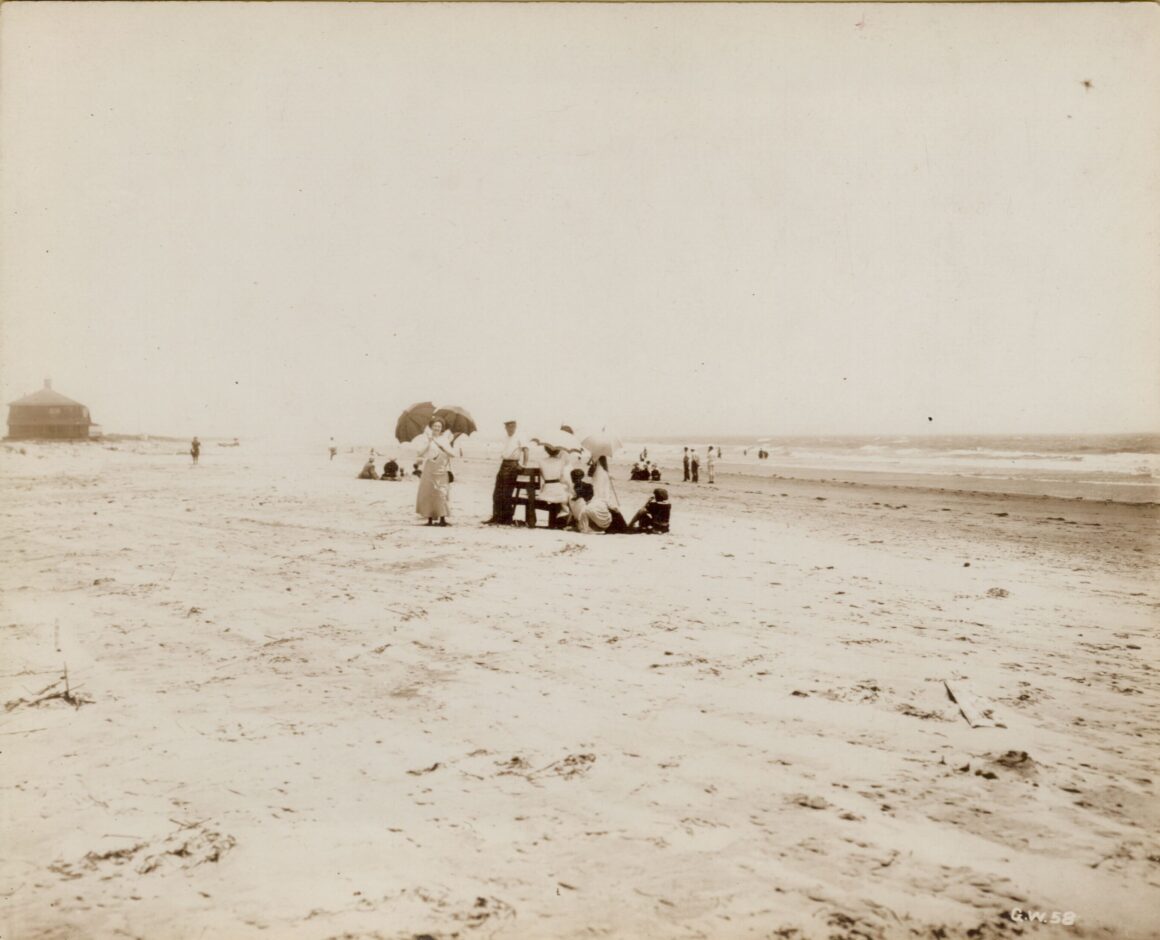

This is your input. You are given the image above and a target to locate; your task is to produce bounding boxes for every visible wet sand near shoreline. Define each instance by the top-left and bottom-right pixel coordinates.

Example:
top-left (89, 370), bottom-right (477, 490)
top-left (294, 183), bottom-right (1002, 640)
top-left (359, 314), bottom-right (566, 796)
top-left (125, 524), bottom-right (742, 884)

top-left (2, 444), bottom-right (1157, 939)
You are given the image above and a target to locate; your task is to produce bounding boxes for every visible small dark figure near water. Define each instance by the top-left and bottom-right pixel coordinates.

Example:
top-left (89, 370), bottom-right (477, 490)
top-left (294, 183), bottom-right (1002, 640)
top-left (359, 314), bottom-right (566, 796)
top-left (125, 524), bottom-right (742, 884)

top-left (682, 447), bottom-right (690, 482)
top-left (690, 451), bottom-right (700, 483)
top-left (190, 436), bottom-right (201, 465)
top-left (650, 466), bottom-right (662, 482)
top-left (383, 459), bottom-right (399, 479)
top-left (329, 437), bottom-right (338, 461)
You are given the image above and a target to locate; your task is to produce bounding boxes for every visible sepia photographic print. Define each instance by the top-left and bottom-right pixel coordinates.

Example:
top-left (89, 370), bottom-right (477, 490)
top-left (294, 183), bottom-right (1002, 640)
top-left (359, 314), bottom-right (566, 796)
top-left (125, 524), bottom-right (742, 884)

top-left (1, 2), bottom-right (1157, 938)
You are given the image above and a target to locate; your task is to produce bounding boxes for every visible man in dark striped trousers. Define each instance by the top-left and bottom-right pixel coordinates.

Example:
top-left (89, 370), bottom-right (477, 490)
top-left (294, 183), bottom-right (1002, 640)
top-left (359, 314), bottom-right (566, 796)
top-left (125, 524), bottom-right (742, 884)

top-left (483, 420), bottom-right (528, 525)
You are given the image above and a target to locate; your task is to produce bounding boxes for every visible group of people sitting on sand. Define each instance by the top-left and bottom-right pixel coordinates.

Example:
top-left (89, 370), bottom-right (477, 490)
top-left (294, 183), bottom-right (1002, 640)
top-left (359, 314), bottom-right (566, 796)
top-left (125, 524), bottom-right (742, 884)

top-left (358, 453), bottom-right (406, 480)
top-left (630, 460), bottom-right (663, 482)
top-left (478, 421), bottom-right (671, 534)
top-left (522, 450), bottom-right (670, 534)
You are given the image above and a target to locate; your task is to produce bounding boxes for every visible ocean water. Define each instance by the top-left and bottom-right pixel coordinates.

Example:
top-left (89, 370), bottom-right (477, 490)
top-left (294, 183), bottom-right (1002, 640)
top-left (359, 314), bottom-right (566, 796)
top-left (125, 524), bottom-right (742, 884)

top-left (620, 434), bottom-right (1160, 500)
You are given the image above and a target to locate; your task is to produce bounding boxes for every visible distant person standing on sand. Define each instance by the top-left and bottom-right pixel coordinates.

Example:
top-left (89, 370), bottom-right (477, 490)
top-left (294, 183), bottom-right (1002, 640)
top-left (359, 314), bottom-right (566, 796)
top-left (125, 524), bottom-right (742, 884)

top-left (682, 447), bottom-right (690, 482)
top-left (690, 450), bottom-right (700, 483)
top-left (706, 447), bottom-right (716, 484)
top-left (483, 420), bottom-right (528, 526)
top-left (190, 436), bottom-right (201, 465)
top-left (329, 438), bottom-right (338, 461)
top-left (415, 418), bottom-right (456, 526)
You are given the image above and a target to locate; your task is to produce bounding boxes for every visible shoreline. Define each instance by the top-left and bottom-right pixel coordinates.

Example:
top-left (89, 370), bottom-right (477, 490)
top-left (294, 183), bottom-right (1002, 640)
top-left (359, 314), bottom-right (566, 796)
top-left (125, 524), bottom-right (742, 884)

top-left (456, 453), bottom-right (1160, 507)
top-left (710, 462), bottom-right (1159, 505)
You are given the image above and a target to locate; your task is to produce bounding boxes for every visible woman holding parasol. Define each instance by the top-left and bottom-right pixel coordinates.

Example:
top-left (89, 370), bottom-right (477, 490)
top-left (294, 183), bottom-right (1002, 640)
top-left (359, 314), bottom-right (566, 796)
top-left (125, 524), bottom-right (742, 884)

top-left (396, 403), bottom-right (476, 526)
top-left (415, 417), bottom-right (456, 526)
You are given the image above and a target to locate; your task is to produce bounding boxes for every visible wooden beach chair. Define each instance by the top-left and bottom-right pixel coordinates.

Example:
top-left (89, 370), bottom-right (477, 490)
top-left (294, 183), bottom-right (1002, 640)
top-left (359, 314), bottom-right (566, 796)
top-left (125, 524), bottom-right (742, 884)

top-left (510, 467), bottom-right (562, 528)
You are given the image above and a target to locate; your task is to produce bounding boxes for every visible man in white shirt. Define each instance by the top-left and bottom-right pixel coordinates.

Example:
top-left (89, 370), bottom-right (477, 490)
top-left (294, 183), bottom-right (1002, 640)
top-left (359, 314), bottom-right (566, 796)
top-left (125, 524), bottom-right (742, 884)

top-left (483, 420), bottom-right (528, 525)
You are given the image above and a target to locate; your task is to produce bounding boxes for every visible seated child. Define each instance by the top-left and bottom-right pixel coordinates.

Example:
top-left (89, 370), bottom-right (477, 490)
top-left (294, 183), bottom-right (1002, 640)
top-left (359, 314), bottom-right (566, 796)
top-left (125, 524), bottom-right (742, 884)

top-left (629, 487), bottom-right (671, 533)
top-left (566, 468), bottom-right (595, 531)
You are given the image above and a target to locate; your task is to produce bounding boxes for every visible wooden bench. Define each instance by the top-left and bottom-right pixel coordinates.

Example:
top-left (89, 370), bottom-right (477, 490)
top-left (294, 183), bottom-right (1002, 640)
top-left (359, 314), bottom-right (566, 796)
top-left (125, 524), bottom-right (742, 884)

top-left (510, 467), bottom-right (566, 529)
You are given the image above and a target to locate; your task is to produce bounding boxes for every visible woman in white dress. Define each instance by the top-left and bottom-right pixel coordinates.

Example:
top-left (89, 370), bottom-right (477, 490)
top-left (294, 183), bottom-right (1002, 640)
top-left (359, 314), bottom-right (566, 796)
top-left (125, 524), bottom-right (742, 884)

top-left (582, 456), bottom-right (627, 533)
top-left (415, 418), bottom-right (455, 526)
top-left (589, 455), bottom-right (620, 511)
top-left (536, 445), bottom-right (572, 528)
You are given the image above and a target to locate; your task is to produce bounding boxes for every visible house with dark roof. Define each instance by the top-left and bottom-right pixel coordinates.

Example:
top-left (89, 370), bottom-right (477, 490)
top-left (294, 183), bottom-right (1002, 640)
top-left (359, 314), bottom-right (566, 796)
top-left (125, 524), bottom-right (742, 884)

top-left (6, 380), bottom-right (95, 440)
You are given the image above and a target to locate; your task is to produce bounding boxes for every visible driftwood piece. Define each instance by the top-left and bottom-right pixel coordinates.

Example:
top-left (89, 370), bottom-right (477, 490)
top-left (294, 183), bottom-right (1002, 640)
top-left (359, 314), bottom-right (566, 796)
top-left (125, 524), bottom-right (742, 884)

top-left (944, 680), bottom-right (1006, 728)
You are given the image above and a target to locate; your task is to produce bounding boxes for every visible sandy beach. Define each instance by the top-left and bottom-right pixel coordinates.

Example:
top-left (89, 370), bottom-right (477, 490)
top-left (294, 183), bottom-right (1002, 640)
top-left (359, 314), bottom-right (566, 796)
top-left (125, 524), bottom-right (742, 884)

top-left (2, 441), bottom-right (1158, 940)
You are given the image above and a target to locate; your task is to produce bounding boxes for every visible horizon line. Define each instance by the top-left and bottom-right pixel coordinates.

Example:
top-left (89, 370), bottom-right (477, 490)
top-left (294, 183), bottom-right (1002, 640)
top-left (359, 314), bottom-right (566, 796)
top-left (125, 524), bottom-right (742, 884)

top-left (84, 428), bottom-right (1160, 443)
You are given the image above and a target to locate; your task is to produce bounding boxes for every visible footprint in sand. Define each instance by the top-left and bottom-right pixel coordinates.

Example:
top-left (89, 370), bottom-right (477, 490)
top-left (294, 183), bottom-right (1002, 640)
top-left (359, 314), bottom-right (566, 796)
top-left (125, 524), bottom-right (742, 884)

top-left (789, 794), bottom-right (830, 811)
top-left (495, 753), bottom-right (596, 781)
top-left (897, 703), bottom-right (951, 722)
top-left (48, 822), bottom-right (235, 879)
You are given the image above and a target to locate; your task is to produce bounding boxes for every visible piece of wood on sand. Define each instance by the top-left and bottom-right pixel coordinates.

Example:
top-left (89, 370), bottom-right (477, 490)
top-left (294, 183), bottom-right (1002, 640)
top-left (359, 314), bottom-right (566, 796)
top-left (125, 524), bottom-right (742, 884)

top-left (944, 680), bottom-right (1006, 729)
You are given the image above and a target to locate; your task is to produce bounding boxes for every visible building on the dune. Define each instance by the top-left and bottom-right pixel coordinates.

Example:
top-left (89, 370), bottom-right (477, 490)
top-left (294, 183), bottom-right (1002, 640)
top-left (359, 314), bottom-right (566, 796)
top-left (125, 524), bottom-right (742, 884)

top-left (6, 380), bottom-right (96, 440)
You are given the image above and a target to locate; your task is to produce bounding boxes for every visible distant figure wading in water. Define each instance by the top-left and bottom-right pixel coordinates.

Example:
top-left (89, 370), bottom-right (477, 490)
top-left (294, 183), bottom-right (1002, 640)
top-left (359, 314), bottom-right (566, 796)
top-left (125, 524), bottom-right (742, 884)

top-left (190, 436), bottom-right (201, 466)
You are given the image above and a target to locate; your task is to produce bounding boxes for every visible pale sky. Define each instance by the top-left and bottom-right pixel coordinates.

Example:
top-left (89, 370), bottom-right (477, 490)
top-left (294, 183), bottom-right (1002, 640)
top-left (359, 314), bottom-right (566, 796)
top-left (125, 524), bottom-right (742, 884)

top-left (1, 2), bottom-right (1157, 442)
